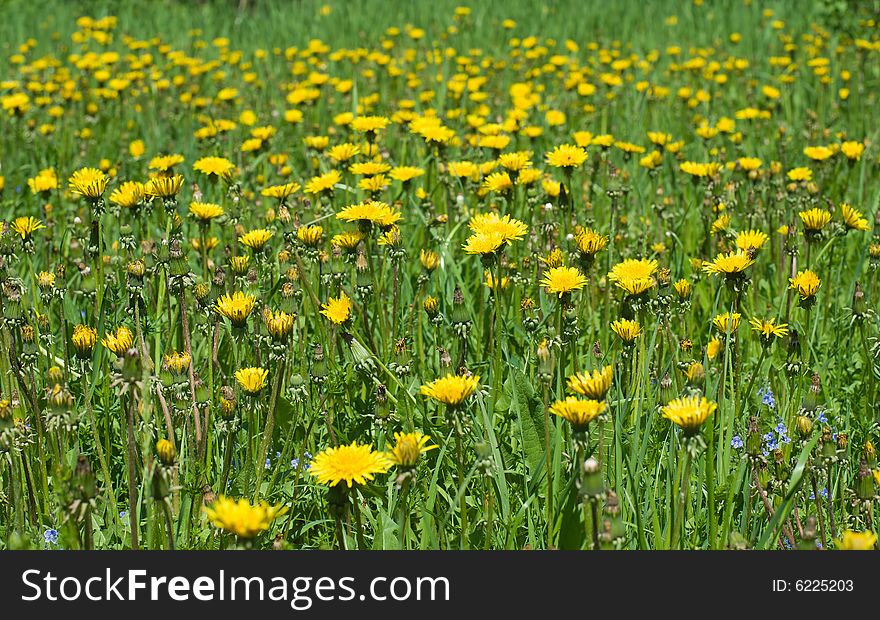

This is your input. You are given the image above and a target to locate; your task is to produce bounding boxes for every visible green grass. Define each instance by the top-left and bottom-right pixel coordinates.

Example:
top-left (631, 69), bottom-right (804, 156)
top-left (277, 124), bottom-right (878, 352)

top-left (0, 0), bottom-right (879, 551)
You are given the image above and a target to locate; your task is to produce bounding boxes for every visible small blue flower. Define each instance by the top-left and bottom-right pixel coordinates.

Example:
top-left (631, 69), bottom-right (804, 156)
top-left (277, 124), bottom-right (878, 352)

top-left (761, 389), bottom-right (776, 409)
top-left (44, 529), bottom-right (59, 545)
top-left (731, 436), bottom-right (744, 449)
top-left (816, 411), bottom-right (827, 424)
top-left (809, 487), bottom-right (829, 501)
top-left (291, 458), bottom-right (300, 469)
top-left (265, 457), bottom-right (272, 469)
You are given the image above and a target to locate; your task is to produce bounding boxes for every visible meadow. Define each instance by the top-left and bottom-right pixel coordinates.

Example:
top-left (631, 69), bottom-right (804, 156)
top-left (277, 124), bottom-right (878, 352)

top-left (1, 0), bottom-right (879, 551)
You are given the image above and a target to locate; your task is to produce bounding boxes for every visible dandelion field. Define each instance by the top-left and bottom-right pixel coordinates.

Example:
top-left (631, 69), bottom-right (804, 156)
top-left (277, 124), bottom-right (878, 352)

top-left (1, 0), bottom-right (880, 552)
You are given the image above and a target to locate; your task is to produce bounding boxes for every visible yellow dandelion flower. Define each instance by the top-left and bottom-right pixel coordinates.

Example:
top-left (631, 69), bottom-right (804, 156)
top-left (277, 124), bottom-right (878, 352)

top-left (481, 171), bottom-right (514, 193)
top-left (10, 216), bottom-right (45, 240)
top-left (310, 442), bottom-right (393, 488)
top-left (109, 181), bottom-right (146, 208)
top-left (789, 269), bottom-right (820, 300)
top-left (297, 225), bottom-right (324, 246)
top-left (216, 291), bottom-right (256, 328)
top-left (305, 170), bottom-right (343, 195)
top-left (661, 395), bottom-right (717, 433)
top-left (735, 229), bottom-right (769, 251)
top-left (194, 156), bottom-right (236, 178)
top-left (264, 309), bottom-right (295, 342)
top-left (611, 318), bottom-right (642, 343)
top-left (549, 397), bottom-right (606, 431)
top-left (239, 228), bottom-right (274, 251)
top-left (235, 367), bottom-right (269, 395)
top-left (787, 167), bottom-right (812, 182)
top-left (674, 279), bottom-right (692, 299)
top-left (386, 431), bottom-right (437, 468)
top-left (749, 317), bottom-right (789, 343)
top-left (149, 154), bottom-right (185, 172)
top-left (189, 201), bottom-right (224, 222)
top-left (702, 250), bottom-right (755, 277)
top-left (567, 365), bottom-right (613, 399)
top-left (320, 291), bottom-right (352, 324)
top-left (145, 173), bottom-right (183, 199)
top-left (72, 324), bottom-right (98, 359)
top-left (539, 266), bottom-right (587, 297)
top-left (336, 201), bottom-right (402, 228)
top-left (261, 182), bottom-right (300, 200)
top-left (713, 312), bottom-right (741, 334)
top-left (804, 145), bottom-right (834, 161)
top-left (841, 203), bottom-right (869, 232)
top-left (68, 167), bottom-right (108, 200)
top-left (835, 530), bottom-right (877, 550)
top-left (799, 207), bottom-right (832, 231)
top-left (420, 373), bottom-right (481, 407)
top-left (101, 326), bottom-right (134, 356)
top-left (840, 141), bottom-right (865, 161)
top-left (574, 227), bottom-right (609, 256)
top-left (545, 144), bottom-right (588, 168)
top-left (203, 496), bottom-right (288, 538)
top-left (463, 232), bottom-right (505, 255)
top-left (608, 258), bottom-right (658, 296)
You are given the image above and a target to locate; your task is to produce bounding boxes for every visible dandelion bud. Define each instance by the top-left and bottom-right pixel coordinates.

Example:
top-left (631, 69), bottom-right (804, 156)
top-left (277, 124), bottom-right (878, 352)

top-left (375, 384), bottom-right (390, 419)
top-left (36, 270), bottom-right (55, 290)
top-left (746, 416), bottom-right (762, 458)
top-left (151, 465), bottom-right (170, 501)
top-left (657, 267), bottom-right (671, 287)
top-left (837, 432), bottom-right (848, 451)
top-left (851, 282), bottom-right (868, 322)
top-left (864, 440), bottom-right (876, 468)
top-left (423, 295), bottom-right (439, 318)
top-left (311, 343), bottom-right (328, 383)
top-left (796, 415), bottom-right (813, 438)
top-left (127, 259), bottom-right (145, 278)
top-left (856, 459), bottom-right (873, 501)
top-left (659, 372), bottom-right (674, 405)
top-left (451, 286), bottom-right (470, 329)
top-left (685, 361), bottom-right (705, 388)
top-left (798, 516), bottom-right (818, 550)
top-left (820, 426), bottom-right (836, 460)
top-left (194, 282), bottom-right (211, 303)
top-left (537, 339), bottom-right (554, 384)
top-left (772, 448), bottom-right (790, 482)
top-left (673, 278), bottom-right (692, 299)
top-left (579, 457), bottom-right (605, 501)
top-left (122, 347), bottom-right (141, 381)
top-left (75, 454), bottom-right (93, 482)
top-left (156, 438), bottom-right (176, 466)
top-left (20, 324), bottom-right (34, 343)
top-left (72, 324), bottom-right (98, 359)
top-left (47, 383), bottom-right (73, 411)
top-left (219, 395), bottom-right (237, 419)
top-left (802, 373), bottom-right (820, 412)
top-left (47, 366), bottom-right (63, 383)
top-left (420, 249), bottom-right (440, 272)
